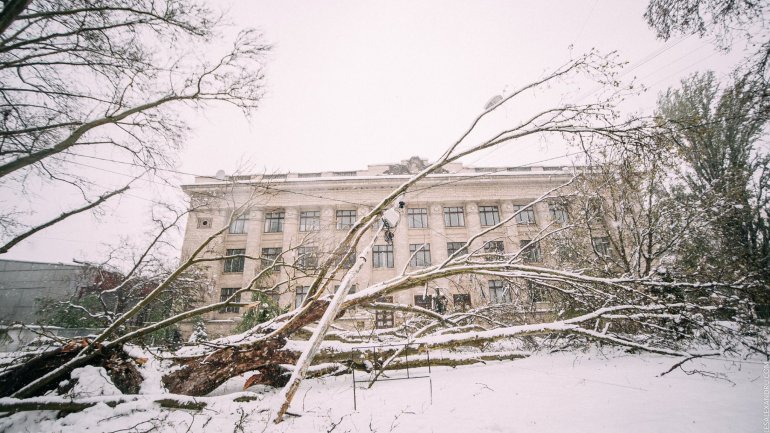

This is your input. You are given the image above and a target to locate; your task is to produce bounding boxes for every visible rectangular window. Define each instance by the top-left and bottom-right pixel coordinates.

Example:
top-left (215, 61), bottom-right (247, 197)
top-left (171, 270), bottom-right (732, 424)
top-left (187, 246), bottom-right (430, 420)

top-left (255, 290), bottom-right (281, 309)
top-left (513, 205), bottom-right (537, 224)
top-left (295, 286), bottom-right (309, 309)
top-left (443, 207), bottom-right (465, 227)
top-left (592, 237), bottom-right (611, 257)
top-left (375, 296), bottom-right (395, 328)
top-left (529, 281), bottom-right (547, 303)
top-left (296, 246), bottom-right (318, 269)
top-left (372, 245), bottom-right (394, 268)
top-left (483, 241), bottom-right (505, 260)
top-left (407, 208), bottom-right (428, 228)
top-left (549, 203), bottom-right (569, 224)
top-left (336, 284), bottom-right (358, 294)
top-left (453, 294), bottom-right (472, 312)
top-left (409, 243), bottom-right (431, 267)
top-left (349, 284), bottom-right (357, 294)
top-left (520, 240), bottom-right (542, 263)
top-left (223, 248), bottom-right (245, 273)
top-left (478, 205), bottom-right (501, 226)
top-left (264, 211), bottom-right (284, 233)
top-left (229, 215), bottom-right (247, 234)
top-left (447, 241), bottom-right (468, 257)
top-left (299, 211), bottom-right (321, 232)
top-left (587, 197), bottom-right (603, 220)
top-left (336, 210), bottom-right (356, 230)
top-left (219, 287), bottom-right (241, 313)
top-left (337, 251), bottom-right (356, 269)
top-left (260, 247), bottom-right (282, 269)
top-left (489, 280), bottom-right (512, 304)
top-left (414, 295), bottom-right (432, 310)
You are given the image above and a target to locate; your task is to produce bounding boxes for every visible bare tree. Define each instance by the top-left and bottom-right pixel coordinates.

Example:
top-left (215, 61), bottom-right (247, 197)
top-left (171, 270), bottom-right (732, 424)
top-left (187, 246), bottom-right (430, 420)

top-left (0, 0), bottom-right (268, 254)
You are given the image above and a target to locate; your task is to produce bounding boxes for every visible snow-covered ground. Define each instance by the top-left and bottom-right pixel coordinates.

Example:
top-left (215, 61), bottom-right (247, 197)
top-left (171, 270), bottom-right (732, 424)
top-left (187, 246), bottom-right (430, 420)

top-left (2, 351), bottom-right (766, 432)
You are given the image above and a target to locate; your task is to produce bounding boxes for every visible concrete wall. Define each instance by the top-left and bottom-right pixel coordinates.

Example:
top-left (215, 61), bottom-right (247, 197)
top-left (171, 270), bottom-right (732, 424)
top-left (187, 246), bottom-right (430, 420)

top-left (0, 260), bottom-right (84, 324)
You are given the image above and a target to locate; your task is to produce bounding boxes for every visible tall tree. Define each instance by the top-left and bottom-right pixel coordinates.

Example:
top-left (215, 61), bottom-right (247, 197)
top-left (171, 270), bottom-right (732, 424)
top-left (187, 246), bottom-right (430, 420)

top-left (656, 71), bottom-right (770, 289)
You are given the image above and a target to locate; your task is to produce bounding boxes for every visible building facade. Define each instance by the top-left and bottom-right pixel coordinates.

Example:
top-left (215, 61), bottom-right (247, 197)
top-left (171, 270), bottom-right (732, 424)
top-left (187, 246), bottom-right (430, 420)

top-left (179, 157), bottom-right (575, 337)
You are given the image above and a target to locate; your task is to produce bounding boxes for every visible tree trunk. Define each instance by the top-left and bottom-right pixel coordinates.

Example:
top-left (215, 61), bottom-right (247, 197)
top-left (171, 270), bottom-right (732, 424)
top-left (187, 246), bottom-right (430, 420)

top-left (0, 343), bottom-right (142, 397)
top-left (162, 335), bottom-right (300, 394)
top-left (161, 299), bottom-right (332, 395)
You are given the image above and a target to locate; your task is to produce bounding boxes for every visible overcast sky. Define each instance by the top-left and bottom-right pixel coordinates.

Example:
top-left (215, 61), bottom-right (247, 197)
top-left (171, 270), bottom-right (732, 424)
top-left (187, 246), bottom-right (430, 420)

top-left (3, 0), bottom-right (743, 265)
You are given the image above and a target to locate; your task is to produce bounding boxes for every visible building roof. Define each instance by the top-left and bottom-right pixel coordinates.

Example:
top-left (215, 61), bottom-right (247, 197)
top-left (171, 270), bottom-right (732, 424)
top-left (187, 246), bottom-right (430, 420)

top-left (184, 156), bottom-right (577, 188)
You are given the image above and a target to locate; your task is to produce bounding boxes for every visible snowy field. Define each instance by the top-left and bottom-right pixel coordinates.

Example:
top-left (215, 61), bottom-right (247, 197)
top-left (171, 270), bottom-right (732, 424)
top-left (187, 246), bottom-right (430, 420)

top-left (1, 351), bottom-right (766, 432)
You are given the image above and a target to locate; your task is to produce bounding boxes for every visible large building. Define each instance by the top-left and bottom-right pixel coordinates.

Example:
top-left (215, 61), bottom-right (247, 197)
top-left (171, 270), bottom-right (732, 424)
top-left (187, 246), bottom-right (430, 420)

top-left (179, 157), bottom-right (575, 337)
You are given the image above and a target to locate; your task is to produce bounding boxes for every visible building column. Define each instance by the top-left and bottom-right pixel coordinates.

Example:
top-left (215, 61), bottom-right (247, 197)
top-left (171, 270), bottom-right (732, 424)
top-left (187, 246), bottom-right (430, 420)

top-left (465, 202), bottom-right (483, 250)
top-left (501, 201), bottom-right (520, 250)
top-left (242, 210), bottom-right (263, 279)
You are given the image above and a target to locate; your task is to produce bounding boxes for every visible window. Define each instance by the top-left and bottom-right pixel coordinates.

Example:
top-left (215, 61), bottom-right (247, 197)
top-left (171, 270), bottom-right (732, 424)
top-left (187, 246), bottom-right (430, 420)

top-left (229, 215), bottom-right (247, 234)
top-left (447, 241), bottom-right (468, 257)
top-left (223, 249), bottom-right (245, 273)
top-left (549, 203), bottom-right (569, 224)
top-left (453, 294), bottom-right (472, 311)
top-left (489, 280), bottom-right (511, 304)
top-left (592, 237), bottom-right (611, 257)
top-left (520, 240), bottom-right (542, 263)
top-left (409, 243), bottom-right (431, 267)
top-left (197, 217), bottom-right (212, 229)
top-left (333, 171), bottom-right (357, 177)
top-left (443, 207), bottom-right (465, 227)
top-left (336, 251), bottom-right (356, 269)
top-left (298, 172), bottom-right (322, 178)
top-left (375, 296), bottom-right (395, 328)
top-left (264, 211), bottom-right (284, 233)
top-left (260, 247), bottom-right (282, 269)
top-left (513, 205), bottom-right (536, 224)
top-left (336, 284), bottom-right (358, 294)
top-left (414, 295), bottom-right (432, 310)
top-left (478, 206), bottom-right (501, 226)
top-left (587, 197), bottom-right (603, 220)
top-left (256, 290), bottom-right (281, 309)
top-left (219, 288), bottom-right (241, 313)
top-left (407, 208), bottom-right (428, 228)
top-left (372, 245), bottom-right (394, 268)
top-left (296, 246), bottom-right (318, 269)
top-left (295, 286), bottom-right (309, 309)
top-left (299, 211), bottom-right (320, 232)
top-left (529, 281), bottom-right (547, 303)
top-left (336, 210), bottom-right (356, 230)
top-left (483, 241), bottom-right (505, 260)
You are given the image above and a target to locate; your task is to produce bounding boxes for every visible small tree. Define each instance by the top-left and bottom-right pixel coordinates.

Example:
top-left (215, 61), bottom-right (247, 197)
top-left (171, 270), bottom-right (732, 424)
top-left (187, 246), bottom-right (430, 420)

top-left (187, 318), bottom-right (208, 344)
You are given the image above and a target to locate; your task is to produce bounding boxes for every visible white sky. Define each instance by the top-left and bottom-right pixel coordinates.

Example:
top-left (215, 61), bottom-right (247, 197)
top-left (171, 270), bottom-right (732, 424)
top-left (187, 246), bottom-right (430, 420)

top-left (2, 0), bottom-right (743, 265)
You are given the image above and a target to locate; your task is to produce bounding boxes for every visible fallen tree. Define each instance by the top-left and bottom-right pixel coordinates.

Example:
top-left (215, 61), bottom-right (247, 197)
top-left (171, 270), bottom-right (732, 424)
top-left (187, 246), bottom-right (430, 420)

top-left (1, 50), bottom-right (767, 425)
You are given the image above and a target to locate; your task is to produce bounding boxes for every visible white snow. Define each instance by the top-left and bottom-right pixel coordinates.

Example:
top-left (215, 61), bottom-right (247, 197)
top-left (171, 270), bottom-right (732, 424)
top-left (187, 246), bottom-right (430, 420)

top-left (68, 365), bottom-right (121, 397)
top-left (0, 351), bottom-right (765, 432)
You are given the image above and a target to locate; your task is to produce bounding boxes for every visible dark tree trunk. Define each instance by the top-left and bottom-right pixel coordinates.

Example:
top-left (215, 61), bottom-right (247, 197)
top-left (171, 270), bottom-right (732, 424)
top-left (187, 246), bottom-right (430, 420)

top-left (161, 299), bottom-right (331, 395)
top-left (0, 342), bottom-right (142, 397)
